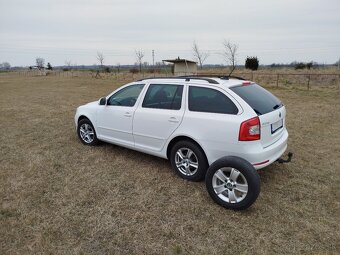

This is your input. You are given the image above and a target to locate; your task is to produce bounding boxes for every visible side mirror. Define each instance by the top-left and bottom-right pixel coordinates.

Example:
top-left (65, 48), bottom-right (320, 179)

top-left (99, 97), bottom-right (107, 105)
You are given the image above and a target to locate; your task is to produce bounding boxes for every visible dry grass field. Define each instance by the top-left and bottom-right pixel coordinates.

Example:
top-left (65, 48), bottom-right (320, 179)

top-left (0, 72), bottom-right (339, 254)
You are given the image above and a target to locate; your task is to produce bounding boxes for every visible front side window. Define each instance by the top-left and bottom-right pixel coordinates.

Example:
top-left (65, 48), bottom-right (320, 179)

top-left (107, 84), bottom-right (144, 107)
top-left (189, 86), bottom-right (238, 114)
top-left (142, 84), bottom-right (183, 110)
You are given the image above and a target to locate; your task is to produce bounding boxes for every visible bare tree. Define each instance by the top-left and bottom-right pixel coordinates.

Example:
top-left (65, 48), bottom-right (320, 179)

top-left (36, 57), bottom-right (45, 70)
top-left (0, 62), bottom-right (11, 70)
top-left (135, 50), bottom-right (145, 72)
top-left (96, 52), bottom-right (104, 70)
top-left (222, 40), bottom-right (238, 76)
top-left (65, 60), bottom-right (72, 70)
top-left (192, 41), bottom-right (209, 69)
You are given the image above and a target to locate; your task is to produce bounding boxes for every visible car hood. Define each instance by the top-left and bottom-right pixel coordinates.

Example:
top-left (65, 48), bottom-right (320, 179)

top-left (78, 100), bottom-right (98, 109)
top-left (86, 101), bottom-right (99, 106)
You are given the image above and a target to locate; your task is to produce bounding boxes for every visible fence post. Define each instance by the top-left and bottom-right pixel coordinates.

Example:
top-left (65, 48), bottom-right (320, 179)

top-left (276, 74), bottom-right (279, 87)
top-left (307, 75), bottom-right (311, 90)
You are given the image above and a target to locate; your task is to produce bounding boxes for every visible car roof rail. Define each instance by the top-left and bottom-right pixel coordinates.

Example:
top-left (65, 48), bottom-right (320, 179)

top-left (177, 76), bottom-right (219, 84)
top-left (137, 76), bottom-right (219, 84)
top-left (179, 74), bottom-right (228, 80)
top-left (228, 75), bottom-right (246, 81)
top-left (180, 74), bottom-right (246, 81)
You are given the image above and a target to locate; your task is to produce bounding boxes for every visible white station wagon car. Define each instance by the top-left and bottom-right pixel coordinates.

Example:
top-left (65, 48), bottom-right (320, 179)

top-left (75, 76), bottom-right (289, 210)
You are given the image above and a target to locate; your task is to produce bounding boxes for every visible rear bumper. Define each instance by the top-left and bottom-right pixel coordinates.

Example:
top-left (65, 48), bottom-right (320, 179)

top-left (247, 129), bottom-right (288, 169)
top-left (204, 128), bottom-right (289, 168)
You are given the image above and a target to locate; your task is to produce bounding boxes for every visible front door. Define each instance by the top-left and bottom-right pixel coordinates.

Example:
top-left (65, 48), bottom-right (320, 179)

top-left (96, 84), bottom-right (145, 147)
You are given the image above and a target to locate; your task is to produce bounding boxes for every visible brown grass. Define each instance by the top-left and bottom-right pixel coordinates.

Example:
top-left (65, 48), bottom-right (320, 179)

top-left (0, 73), bottom-right (339, 254)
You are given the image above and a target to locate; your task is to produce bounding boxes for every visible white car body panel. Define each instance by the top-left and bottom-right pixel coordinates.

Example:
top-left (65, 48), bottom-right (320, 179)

top-left (96, 105), bottom-right (135, 146)
top-left (258, 107), bottom-right (286, 148)
top-left (133, 105), bottom-right (185, 152)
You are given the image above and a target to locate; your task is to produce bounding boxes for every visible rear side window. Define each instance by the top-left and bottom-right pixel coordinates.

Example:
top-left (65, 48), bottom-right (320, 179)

top-left (188, 86), bottom-right (238, 114)
top-left (142, 84), bottom-right (183, 110)
top-left (230, 84), bottom-right (282, 115)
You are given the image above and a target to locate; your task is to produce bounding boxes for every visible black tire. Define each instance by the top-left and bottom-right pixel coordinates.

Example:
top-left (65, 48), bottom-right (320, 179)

top-left (77, 119), bottom-right (99, 146)
top-left (170, 140), bottom-right (208, 181)
top-left (205, 156), bottom-right (260, 210)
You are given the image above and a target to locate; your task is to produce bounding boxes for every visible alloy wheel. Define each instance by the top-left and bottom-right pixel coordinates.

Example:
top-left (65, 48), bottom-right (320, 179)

top-left (212, 167), bottom-right (248, 203)
top-left (79, 123), bottom-right (95, 144)
top-left (174, 148), bottom-right (199, 176)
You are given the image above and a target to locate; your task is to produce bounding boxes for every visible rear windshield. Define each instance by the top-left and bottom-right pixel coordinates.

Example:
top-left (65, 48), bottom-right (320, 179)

top-left (230, 84), bottom-right (282, 115)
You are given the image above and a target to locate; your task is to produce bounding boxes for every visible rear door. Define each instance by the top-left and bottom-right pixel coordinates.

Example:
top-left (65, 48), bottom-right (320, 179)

top-left (133, 83), bottom-right (185, 151)
top-left (230, 84), bottom-right (285, 148)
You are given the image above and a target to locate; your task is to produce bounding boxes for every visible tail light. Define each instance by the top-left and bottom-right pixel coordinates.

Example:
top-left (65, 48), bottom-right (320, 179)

top-left (239, 117), bottom-right (260, 141)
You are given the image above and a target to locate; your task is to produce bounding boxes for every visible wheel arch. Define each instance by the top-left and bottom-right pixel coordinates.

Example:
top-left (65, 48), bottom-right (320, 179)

top-left (166, 135), bottom-right (208, 162)
top-left (77, 115), bottom-right (96, 130)
top-left (78, 115), bottom-right (90, 123)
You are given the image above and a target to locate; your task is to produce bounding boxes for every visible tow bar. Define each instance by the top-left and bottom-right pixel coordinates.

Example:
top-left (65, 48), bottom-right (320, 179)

top-left (277, 152), bottom-right (293, 164)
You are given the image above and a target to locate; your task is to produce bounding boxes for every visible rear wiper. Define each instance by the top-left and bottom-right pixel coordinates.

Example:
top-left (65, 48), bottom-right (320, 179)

top-left (273, 103), bottom-right (282, 110)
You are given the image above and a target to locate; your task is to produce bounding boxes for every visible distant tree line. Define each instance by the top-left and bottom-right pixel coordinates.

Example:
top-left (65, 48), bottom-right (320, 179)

top-left (0, 62), bottom-right (11, 70)
top-left (293, 61), bottom-right (315, 70)
top-left (268, 61), bottom-right (321, 69)
top-left (4, 53), bottom-right (336, 72)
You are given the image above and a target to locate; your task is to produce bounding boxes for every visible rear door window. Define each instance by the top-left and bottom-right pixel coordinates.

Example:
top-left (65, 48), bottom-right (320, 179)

top-left (188, 86), bottom-right (238, 114)
top-left (230, 84), bottom-right (282, 115)
top-left (142, 84), bottom-right (183, 110)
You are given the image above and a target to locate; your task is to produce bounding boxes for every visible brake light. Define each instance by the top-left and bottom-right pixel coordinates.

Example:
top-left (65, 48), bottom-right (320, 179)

top-left (242, 81), bottom-right (252, 85)
top-left (239, 117), bottom-right (260, 141)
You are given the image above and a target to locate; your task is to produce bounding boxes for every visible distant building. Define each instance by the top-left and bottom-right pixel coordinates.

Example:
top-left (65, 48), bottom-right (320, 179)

top-left (163, 57), bottom-right (197, 76)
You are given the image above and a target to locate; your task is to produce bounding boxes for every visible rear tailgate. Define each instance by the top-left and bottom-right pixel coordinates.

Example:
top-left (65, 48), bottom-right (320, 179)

top-left (230, 83), bottom-right (285, 147)
top-left (259, 106), bottom-right (286, 147)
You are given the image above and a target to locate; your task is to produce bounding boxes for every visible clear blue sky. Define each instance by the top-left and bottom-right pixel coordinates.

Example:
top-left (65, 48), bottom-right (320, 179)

top-left (0, 0), bottom-right (339, 66)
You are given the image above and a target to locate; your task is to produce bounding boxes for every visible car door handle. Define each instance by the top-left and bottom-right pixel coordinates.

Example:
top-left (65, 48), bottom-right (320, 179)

top-left (124, 112), bottom-right (132, 117)
top-left (168, 117), bottom-right (179, 123)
